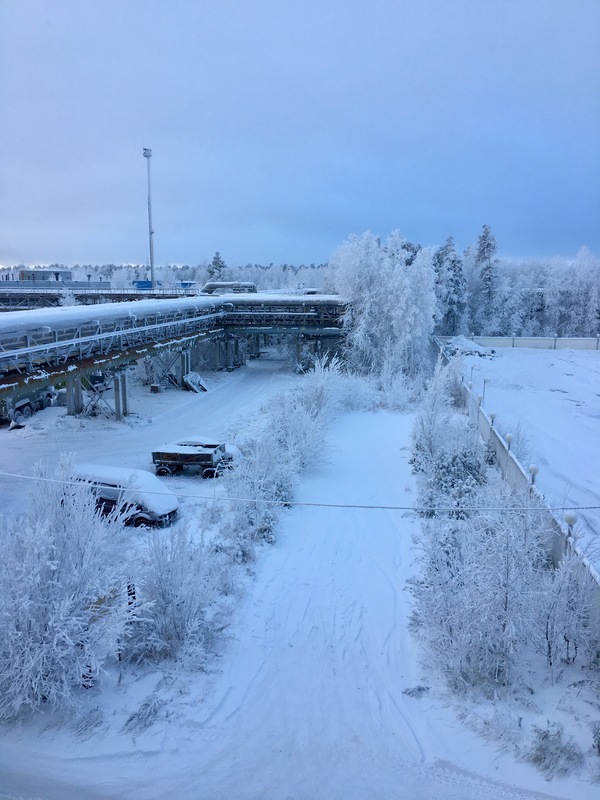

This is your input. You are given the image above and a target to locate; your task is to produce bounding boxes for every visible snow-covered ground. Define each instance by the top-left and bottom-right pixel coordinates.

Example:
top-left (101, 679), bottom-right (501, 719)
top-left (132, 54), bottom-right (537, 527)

top-left (0, 352), bottom-right (598, 799)
top-left (459, 346), bottom-right (600, 570)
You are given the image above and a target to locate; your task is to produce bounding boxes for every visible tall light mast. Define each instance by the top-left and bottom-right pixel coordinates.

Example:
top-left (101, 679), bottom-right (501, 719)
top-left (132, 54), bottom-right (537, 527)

top-left (142, 148), bottom-right (155, 288)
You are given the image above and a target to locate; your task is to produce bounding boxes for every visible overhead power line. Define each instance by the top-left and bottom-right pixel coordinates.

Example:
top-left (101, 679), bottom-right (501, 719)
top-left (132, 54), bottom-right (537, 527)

top-left (0, 469), bottom-right (598, 516)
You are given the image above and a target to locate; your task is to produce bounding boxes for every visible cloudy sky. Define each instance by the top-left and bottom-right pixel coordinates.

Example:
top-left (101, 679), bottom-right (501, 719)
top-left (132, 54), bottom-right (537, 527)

top-left (1, 0), bottom-right (598, 268)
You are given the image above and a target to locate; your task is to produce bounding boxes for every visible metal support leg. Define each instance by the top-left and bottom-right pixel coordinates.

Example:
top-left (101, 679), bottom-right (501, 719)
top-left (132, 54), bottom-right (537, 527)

top-left (226, 339), bottom-right (234, 370)
top-left (218, 340), bottom-right (227, 369)
top-left (113, 374), bottom-right (122, 420)
top-left (249, 335), bottom-right (260, 358)
top-left (120, 372), bottom-right (128, 416)
top-left (66, 375), bottom-right (83, 415)
top-left (177, 350), bottom-right (191, 385)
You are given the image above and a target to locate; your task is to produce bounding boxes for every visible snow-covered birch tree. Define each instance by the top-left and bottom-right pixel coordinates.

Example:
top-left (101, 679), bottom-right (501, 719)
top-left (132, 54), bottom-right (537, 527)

top-left (330, 230), bottom-right (436, 378)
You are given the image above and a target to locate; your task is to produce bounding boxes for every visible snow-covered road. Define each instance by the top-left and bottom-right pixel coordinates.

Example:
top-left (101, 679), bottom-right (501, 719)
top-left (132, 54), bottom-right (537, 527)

top-left (1, 399), bottom-right (589, 799)
top-left (0, 354), bottom-right (300, 517)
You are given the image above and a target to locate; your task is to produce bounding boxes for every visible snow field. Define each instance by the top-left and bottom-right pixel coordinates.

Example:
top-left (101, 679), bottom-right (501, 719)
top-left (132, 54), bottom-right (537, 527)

top-left (0, 354), bottom-right (599, 799)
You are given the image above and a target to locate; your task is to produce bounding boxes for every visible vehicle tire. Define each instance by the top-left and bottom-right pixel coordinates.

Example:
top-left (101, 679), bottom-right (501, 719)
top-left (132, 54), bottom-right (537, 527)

top-left (20, 404), bottom-right (34, 419)
top-left (43, 394), bottom-right (53, 408)
top-left (133, 517), bottom-right (149, 528)
top-left (155, 466), bottom-right (172, 477)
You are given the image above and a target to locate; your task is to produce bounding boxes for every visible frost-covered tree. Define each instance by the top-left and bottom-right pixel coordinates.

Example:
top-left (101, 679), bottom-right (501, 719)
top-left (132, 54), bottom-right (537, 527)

top-left (410, 374), bottom-right (599, 692)
top-left (410, 483), bottom-right (550, 689)
top-left (386, 232), bottom-right (436, 376)
top-left (471, 224), bottom-right (499, 333)
top-left (432, 237), bottom-right (468, 335)
top-left (58, 286), bottom-right (80, 306)
top-left (536, 545), bottom-right (599, 681)
top-left (329, 231), bottom-right (385, 374)
top-left (476, 224), bottom-right (498, 295)
top-left (0, 456), bottom-right (133, 719)
top-left (208, 251), bottom-right (227, 280)
top-left (330, 230), bottom-right (435, 378)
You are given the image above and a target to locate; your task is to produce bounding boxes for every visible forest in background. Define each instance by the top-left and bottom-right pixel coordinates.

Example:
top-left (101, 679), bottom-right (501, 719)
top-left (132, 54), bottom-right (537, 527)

top-left (3, 225), bottom-right (599, 338)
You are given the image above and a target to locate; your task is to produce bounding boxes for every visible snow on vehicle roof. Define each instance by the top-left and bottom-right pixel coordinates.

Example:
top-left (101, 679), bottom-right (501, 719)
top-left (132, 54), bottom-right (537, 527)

top-left (74, 463), bottom-right (178, 515)
top-left (176, 437), bottom-right (241, 456)
top-left (153, 442), bottom-right (217, 455)
top-left (173, 436), bottom-right (221, 446)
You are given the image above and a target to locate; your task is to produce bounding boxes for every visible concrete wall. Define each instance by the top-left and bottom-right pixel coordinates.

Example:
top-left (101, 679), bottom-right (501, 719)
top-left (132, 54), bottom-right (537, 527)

top-left (461, 380), bottom-right (600, 620)
top-left (438, 335), bottom-right (600, 350)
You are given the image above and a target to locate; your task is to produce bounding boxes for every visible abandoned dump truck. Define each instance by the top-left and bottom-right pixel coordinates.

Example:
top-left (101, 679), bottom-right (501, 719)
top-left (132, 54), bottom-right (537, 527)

top-left (151, 437), bottom-right (241, 479)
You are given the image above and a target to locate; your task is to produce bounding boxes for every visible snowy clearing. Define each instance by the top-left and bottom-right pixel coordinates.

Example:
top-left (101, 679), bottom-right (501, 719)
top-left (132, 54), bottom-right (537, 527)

top-left (0, 354), bottom-right (598, 799)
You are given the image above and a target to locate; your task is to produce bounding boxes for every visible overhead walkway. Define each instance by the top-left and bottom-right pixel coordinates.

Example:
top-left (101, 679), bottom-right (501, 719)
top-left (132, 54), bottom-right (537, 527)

top-left (0, 293), bottom-right (345, 413)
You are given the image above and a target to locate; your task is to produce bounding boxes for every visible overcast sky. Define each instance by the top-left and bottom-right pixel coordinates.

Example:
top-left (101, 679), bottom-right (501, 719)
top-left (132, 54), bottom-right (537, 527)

top-left (1, 0), bottom-right (599, 268)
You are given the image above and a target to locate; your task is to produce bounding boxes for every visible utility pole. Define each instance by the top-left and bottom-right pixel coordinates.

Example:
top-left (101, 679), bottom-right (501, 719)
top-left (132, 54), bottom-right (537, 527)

top-left (142, 148), bottom-right (155, 288)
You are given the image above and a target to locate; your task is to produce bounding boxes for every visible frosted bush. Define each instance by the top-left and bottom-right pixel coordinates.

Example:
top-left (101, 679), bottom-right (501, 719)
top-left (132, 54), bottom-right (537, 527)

top-left (0, 457), bottom-right (133, 719)
top-left (410, 486), bottom-right (549, 690)
top-left (522, 723), bottom-right (583, 778)
top-left (219, 357), bottom-right (349, 560)
top-left (127, 528), bottom-right (223, 667)
top-left (536, 547), bottom-right (600, 679)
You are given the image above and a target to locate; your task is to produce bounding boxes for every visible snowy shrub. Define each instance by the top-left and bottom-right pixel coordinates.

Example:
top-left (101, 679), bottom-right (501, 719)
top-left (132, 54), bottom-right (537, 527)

top-left (0, 457), bottom-right (133, 719)
top-left (425, 445), bottom-right (486, 517)
top-left (220, 434), bottom-right (294, 559)
top-left (377, 361), bottom-right (414, 411)
top-left (441, 356), bottom-right (466, 408)
top-left (500, 419), bottom-right (532, 466)
top-left (72, 706), bottom-right (108, 740)
top-left (137, 355), bottom-right (158, 386)
top-left (411, 359), bottom-right (455, 474)
top-left (297, 355), bottom-right (344, 419)
top-left (122, 695), bottom-right (167, 735)
top-left (410, 483), bottom-right (550, 690)
top-left (522, 722), bottom-right (584, 778)
top-left (218, 358), bottom-right (348, 561)
top-left (536, 547), bottom-right (600, 679)
top-left (127, 528), bottom-right (223, 667)
top-left (220, 388), bottom-right (319, 558)
top-left (412, 360), bottom-right (485, 516)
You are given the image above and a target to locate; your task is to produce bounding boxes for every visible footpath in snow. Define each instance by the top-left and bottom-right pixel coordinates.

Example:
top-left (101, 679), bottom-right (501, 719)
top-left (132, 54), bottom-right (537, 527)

top-left (1, 407), bottom-right (591, 800)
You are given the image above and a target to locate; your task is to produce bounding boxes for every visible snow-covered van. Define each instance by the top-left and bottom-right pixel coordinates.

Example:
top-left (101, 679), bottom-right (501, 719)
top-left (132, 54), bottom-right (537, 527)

top-left (73, 463), bottom-right (178, 527)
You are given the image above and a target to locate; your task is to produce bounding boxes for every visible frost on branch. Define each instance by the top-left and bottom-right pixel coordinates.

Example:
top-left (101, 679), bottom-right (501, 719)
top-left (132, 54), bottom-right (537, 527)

top-left (0, 456), bottom-right (133, 719)
top-left (126, 527), bottom-right (224, 668)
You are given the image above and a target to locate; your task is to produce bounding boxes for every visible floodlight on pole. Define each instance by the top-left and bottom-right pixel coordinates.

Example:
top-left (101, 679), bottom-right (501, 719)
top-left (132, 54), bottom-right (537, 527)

top-left (142, 148), bottom-right (155, 289)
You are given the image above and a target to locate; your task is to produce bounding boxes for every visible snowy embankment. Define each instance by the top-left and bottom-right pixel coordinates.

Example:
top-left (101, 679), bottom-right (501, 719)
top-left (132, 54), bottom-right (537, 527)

top-left (0, 354), bottom-right (598, 799)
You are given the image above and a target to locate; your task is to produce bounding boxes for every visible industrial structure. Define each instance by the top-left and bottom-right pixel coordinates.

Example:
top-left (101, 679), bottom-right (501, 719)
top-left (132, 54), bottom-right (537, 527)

top-left (0, 293), bottom-right (345, 420)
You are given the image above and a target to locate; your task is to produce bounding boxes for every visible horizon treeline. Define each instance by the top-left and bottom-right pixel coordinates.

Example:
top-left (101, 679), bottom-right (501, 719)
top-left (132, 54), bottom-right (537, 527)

top-left (2, 227), bottom-right (599, 337)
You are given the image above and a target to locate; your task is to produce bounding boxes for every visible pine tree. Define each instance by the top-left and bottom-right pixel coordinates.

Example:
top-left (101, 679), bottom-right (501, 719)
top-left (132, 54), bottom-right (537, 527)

top-left (208, 251), bottom-right (227, 280)
top-left (475, 224), bottom-right (498, 309)
top-left (433, 237), bottom-right (467, 335)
